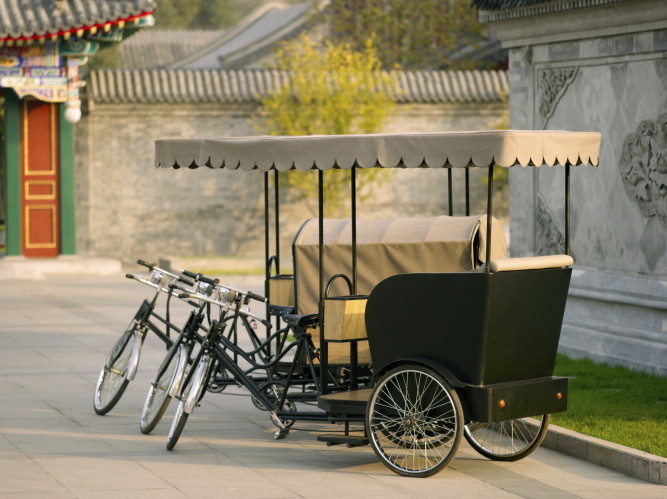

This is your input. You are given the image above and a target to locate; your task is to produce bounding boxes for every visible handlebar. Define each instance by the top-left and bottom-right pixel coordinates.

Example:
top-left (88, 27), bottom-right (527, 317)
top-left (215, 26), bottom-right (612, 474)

top-left (178, 291), bottom-right (270, 327)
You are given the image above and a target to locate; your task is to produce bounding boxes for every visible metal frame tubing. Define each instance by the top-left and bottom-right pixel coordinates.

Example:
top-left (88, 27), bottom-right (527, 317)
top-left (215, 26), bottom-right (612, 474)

top-left (448, 169), bottom-right (453, 216)
top-left (565, 163), bottom-right (570, 256)
top-left (485, 165), bottom-right (494, 273)
top-left (465, 169), bottom-right (470, 216)
top-left (264, 172), bottom-right (271, 351)
top-left (318, 170), bottom-right (328, 394)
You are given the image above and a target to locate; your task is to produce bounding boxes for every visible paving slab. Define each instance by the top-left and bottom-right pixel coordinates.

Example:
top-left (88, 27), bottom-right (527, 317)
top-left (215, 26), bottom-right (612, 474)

top-left (0, 273), bottom-right (665, 498)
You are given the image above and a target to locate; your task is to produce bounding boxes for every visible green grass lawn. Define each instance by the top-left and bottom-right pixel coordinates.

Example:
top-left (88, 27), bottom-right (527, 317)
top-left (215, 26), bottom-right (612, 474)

top-left (552, 354), bottom-right (667, 457)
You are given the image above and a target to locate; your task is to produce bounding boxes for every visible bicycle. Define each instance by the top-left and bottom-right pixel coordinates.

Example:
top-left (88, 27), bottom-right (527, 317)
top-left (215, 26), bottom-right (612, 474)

top-left (93, 260), bottom-right (196, 415)
top-left (140, 275), bottom-right (275, 434)
top-left (165, 287), bottom-right (324, 450)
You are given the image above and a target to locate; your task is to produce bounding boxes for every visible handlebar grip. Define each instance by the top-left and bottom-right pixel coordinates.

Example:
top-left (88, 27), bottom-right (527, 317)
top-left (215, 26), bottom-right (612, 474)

top-left (198, 274), bottom-right (219, 286)
top-left (182, 269), bottom-right (197, 279)
top-left (137, 259), bottom-right (154, 269)
top-left (247, 291), bottom-right (267, 303)
top-left (178, 276), bottom-right (194, 287)
top-left (125, 273), bottom-right (135, 279)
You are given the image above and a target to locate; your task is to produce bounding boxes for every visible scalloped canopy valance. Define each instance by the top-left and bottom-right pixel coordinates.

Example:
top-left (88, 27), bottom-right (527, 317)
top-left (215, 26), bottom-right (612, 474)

top-left (154, 130), bottom-right (601, 171)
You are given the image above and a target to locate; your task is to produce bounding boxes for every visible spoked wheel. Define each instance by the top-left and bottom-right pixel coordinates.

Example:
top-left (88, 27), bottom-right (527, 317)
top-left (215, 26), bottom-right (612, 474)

top-left (464, 414), bottom-right (550, 461)
top-left (366, 365), bottom-right (463, 478)
top-left (93, 326), bottom-right (136, 415)
top-left (166, 354), bottom-right (213, 451)
top-left (140, 343), bottom-right (188, 434)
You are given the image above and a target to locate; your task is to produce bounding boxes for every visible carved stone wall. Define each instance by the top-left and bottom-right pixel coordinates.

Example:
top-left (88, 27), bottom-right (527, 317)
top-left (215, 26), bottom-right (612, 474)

top-left (501, 7), bottom-right (667, 374)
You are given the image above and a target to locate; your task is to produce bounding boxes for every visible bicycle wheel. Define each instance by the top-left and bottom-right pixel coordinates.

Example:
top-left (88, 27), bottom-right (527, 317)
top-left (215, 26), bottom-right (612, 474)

top-left (166, 354), bottom-right (212, 451)
top-left (140, 342), bottom-right (188, 434)
top-left (366, 365), bottom-right (463, 478)
top-left (93, 326), bottom-right (136, 415)
top-left (464, 414), bottom-right (550, 461)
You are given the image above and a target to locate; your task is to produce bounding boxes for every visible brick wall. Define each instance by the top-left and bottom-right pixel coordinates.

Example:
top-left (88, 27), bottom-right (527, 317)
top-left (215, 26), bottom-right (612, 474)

top-left (75, 100), bottom-right (507, 263)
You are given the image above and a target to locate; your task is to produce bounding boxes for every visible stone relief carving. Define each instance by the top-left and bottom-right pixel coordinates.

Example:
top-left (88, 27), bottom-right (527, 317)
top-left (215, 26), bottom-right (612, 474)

top-left (519, 45), bottom-right (532, 67)
top-left (536, 194), bottom-right (567, 256)
top-left (618, 113), bottom-right (667, 269)
top-left (537, 67), bottom-right (578, 129)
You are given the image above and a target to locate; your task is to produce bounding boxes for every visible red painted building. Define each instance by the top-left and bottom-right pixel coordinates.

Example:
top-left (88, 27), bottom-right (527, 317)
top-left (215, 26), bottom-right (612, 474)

top-left (0, 0), bottom-right (154, 258)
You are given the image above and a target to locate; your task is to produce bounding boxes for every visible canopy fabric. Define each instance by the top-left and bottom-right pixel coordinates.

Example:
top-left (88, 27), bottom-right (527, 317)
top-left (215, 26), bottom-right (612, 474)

top-left (154, 130), bottom-right (601, 171)
top-left (292, 215), bottom-right (507, 315)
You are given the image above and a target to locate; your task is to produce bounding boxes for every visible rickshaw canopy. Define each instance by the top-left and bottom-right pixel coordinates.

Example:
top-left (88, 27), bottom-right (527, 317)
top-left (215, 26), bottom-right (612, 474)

top-left (154, 130), bottom-right (601, 171)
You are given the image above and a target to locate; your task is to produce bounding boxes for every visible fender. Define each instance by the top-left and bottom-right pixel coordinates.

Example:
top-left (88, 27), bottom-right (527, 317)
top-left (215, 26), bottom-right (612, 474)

top-left (168, 344), bottom-right (190, 398)
top-left (126, 329), bottom-right (144, 381)
top-left (185, 355), bottom-right (213, 413)
top-left (375, 357), bottom-right (469, 389)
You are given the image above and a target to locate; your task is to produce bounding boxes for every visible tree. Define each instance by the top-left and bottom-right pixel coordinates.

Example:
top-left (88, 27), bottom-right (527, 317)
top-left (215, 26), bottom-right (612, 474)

top-left (153, 0), bottom-right (238, 29)
top-left (325, 0), bottom-right (487, 70)
top-left (257, 33), bottom-right (396, 211)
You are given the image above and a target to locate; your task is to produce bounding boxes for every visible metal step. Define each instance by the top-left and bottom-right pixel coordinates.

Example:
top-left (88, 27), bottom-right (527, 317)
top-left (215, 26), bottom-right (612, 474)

top-left (317, 388), bottom-right (371, 415)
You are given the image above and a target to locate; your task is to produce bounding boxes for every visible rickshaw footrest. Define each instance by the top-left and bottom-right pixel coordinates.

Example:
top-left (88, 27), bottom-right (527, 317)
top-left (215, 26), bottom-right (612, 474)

top-left (317, 434), bottom-right (369, 447)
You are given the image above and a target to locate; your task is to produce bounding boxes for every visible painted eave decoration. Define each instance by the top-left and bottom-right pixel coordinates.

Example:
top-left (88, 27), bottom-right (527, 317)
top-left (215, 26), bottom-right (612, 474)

top-left (0, 1), bottom-right (155, 47)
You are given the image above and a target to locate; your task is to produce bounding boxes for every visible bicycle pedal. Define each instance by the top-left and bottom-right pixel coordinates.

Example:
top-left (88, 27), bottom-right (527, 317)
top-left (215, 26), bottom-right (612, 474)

top-left (274, 428), bottom-right (290, 440)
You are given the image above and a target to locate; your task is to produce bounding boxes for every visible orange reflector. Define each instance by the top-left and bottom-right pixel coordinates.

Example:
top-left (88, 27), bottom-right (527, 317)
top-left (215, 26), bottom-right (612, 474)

top-left (557, 392), bottom-right (562, 400)
top-left (498, 399), bottom-right (505, 408)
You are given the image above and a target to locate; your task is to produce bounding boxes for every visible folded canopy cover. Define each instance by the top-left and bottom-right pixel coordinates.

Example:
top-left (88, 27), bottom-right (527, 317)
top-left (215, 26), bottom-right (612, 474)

top-left (154, 130), bottom-right (601, 171)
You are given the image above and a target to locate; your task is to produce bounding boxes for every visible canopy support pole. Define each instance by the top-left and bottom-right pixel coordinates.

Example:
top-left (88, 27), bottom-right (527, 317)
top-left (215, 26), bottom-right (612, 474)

top-left (465, 169), bottom-right (470, 216)
top-left (486, 165), bottom-right (494, 273)
top-left (274, 171), bottom-right (280, 265)
top-left (565, 163), bottom-right (571, 256)
top-left (318, 170), bottom-right (328, 395)
top-left (351, 167), bottom-right (357, 294)
top-left (448, 169), bottom-right (453, 216)
top-left (264, 173), bottom-right (271, 353)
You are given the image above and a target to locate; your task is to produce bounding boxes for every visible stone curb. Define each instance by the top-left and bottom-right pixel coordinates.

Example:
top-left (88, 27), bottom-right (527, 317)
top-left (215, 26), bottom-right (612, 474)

top-left (542, 423), bottom-right (666, 485)
top-left (0, 256), bottom-right (122, 279)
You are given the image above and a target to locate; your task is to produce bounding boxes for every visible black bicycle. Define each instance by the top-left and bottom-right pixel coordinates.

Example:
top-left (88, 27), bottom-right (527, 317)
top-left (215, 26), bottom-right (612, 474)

top-left (93, 260), bottom-right (197, 415)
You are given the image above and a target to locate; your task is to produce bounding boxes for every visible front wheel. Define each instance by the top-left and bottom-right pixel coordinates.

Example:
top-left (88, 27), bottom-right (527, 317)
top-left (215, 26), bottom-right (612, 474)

top-left (166, 354), bottom-right (212, 451)
top-left (93, 326), bottom-right (137, 415)
top-left (140, 343), bottom-right (188, 434)
top-left (366, 365), bottom-right (463, 478)
top-left (464, 414), bottom-right (550, 461)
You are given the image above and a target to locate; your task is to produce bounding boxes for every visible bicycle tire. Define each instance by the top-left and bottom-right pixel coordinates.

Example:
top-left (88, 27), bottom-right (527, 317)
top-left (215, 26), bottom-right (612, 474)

top-left (166, 354), bottom-right (212, 450)
top-left (366, 364), bottom-right (463, 478)
top-left (93, 327), bottom-right (135, 415)
top-left (464, 414), bottom-right (550, 461)
top-left (140, 342), bottom-right (187, 434)
top-left (166, 401), bottom-right (189, 451)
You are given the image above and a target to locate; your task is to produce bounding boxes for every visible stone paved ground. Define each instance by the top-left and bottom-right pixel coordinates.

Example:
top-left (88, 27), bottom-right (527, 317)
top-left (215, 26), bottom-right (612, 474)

top-left (0, 273), bottom-right (665, 498)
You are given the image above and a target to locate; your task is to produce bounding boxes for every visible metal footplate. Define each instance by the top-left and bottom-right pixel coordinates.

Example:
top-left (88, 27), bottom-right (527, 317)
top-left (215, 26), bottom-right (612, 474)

top-left (317, 434), bottom-right (368, 447)
top-left (317, 388), bottom-right (371, 415)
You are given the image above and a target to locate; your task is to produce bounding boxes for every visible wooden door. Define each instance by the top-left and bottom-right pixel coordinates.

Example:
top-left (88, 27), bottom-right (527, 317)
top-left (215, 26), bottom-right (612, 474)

top-left (21, 99), bottom-right (60, 257)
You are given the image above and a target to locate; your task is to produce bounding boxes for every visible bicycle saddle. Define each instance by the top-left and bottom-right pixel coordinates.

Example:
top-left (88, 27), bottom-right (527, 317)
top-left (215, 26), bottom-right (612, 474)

top-left (268, 304), bottom-right (296, 316)
top-left (282, 313), bottom-right (319, 329)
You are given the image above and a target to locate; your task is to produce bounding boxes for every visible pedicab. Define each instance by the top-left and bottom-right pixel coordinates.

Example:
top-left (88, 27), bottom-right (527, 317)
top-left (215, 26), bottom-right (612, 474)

top-left (154, 130), bottom-right (601, 477)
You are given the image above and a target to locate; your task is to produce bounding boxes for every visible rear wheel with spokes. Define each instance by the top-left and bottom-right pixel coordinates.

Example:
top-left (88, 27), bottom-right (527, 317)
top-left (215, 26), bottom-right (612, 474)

top-left (464, 414), bottom-right (550, 461)
top-left (93, 326), bottom-right (136, 415)
top-left (366, 365), bottom-right (463, 478)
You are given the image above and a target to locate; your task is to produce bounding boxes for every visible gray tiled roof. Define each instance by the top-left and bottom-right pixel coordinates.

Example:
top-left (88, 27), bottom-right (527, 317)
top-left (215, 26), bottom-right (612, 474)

top-left (0, 0), bottom-right (155, 40)
top-left (472, 0), bottom-right (625, 22)
top-left (120, 30), bottom-right (224, 69)
top-left (171, 2), bottom-right (314, 70)
top-left (87, 68), bottom-right (509, 104)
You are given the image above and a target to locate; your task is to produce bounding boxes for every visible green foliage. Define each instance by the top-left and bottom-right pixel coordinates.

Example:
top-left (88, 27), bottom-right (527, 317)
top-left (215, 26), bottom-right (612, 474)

top-left (326, 0), bottom-right (487, 70)
top-left (553, 354), bottom-right (667, 457)
top-left (153, 0), bottom-right (238, 29)
top-left (86, 43), bottom-right (121, 70)
top-left (257, 34), bottom-right (395, 212)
